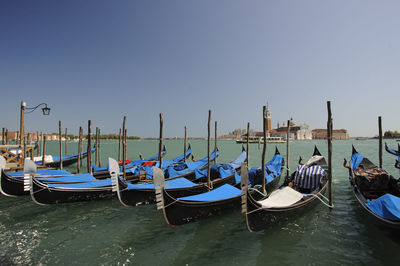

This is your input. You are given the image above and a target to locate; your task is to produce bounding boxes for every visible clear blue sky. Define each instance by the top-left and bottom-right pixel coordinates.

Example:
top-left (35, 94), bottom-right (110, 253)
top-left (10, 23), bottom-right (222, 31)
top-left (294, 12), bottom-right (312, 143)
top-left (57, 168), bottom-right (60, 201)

top-left (1, 0), bottom-right (399, 137)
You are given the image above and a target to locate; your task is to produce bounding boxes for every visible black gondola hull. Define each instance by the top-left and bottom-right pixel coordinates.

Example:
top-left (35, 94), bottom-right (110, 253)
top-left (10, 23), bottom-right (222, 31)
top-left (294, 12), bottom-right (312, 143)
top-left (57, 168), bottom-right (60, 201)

top-left (117, 174), bottom-right (236, 207)
top-left (31, 179), bottom-right (114, 204)
top-left (161, 174), bottom-right (281, 226)
top-left (246, 183), bottom-right (327, 232)
top-left (0, 171), bottom-right (27, 196)
top-left (163, 192), bottom-right (241, 226)
top-left (349, 146), bottom-right (400, 229)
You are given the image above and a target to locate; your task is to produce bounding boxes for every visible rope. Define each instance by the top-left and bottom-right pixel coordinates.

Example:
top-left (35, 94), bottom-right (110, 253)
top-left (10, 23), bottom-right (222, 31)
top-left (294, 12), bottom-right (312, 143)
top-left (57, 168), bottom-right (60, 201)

top-left (33, 186), bottom-right (48, 194)
top-left (164, 199), bottom-right (178, 208)
top-left (306, 192), bottom-right (334, 208)
top-left (247, 187), bottom-right (267, 197)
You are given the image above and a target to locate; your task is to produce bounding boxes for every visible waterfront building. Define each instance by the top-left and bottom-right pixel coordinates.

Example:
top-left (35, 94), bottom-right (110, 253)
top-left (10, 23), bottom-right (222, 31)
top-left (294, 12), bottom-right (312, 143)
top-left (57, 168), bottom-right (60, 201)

top-left (312, 129), bottom-right (349, 140)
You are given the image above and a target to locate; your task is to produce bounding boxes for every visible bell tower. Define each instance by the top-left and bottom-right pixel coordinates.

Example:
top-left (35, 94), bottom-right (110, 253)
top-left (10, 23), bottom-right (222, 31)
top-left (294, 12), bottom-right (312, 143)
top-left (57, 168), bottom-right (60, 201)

top-left (266, 103), bottom-right (271, 131)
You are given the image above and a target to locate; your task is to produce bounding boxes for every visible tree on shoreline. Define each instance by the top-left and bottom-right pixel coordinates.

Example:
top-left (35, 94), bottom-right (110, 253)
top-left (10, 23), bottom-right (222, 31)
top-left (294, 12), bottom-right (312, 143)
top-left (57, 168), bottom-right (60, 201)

top-left (384, 130), bottom-right (400, 138)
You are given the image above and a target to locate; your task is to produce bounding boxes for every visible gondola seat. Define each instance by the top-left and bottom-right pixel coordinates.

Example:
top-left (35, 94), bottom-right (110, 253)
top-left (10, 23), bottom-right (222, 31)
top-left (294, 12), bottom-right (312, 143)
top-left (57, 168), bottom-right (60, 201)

top-left (354, 168), bottom-right (391, 199)
top-left (257, 186), bottom-right (304, 208)
top-left (293, 165), bottom-right (326, 193)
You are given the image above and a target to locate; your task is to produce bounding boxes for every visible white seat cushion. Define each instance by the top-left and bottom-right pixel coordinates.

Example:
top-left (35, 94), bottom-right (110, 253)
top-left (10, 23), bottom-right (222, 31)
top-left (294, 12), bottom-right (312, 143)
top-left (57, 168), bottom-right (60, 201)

top-left (257, 186), bottom-right (304, 208)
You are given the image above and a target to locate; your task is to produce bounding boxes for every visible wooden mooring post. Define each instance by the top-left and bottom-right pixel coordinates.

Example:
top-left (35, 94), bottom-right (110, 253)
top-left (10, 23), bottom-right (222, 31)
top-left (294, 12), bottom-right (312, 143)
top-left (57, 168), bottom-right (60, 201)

top-left (59, 120), bottom-right (63, 169)
top-left (378, 116), bottom-right (383, 169)
top-left (77, 127), bottom-right (82, 173)
top-left (286, 119), bottom-right (290, 178)
top-left (261, 106), bottom-right (267, 194)
top-left (246, 122), bottom-right (250, 166)
top-left (2, 128), bottom-right (5, 145)
top-left (123, 129), bottom-right (127, 180)
top-left (36, 131), bottom-right (40, 157)
top-left (65, 128), bottom-right (68, 155)
top-left (95, 127), bottom-right (99, 166)
top-left (184, 126), bottom-right (187, 163)
top-left (207, 110), bottom-right (211, 190)
top-left (118, 128), bottom-right (122, 162)
top-left (40, 132), bottom-right (43, 156)
top-left (214, 121), bottom-right (218, 164)
top-left (42, 135), bottom-right (47, 166)
top-left (159, 113), bottom-right (164, 169)
top-left (327, 101), bottom-right (333, 208)
top-left (122, 116), bottom-right (126, 179)
top-left (98, 128), bottom-right (101, 167)
top-left (19, 101), bottom-right (25, 162)
top-left (87, 120), bottom-right (92, 174)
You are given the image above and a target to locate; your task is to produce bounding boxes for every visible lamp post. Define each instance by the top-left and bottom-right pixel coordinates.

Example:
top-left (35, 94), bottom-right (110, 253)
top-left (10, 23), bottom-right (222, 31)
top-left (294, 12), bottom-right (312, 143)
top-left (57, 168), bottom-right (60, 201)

top-left (19, 101), bottom-right (51, 163)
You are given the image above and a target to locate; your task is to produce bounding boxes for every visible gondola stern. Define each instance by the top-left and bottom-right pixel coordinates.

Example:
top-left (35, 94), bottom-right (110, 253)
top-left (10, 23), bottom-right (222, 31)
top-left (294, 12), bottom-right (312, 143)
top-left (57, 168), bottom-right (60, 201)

top-left (313, 146), bottom-right (322, 156)
top-left (352, 145), bottom-right (358, 155)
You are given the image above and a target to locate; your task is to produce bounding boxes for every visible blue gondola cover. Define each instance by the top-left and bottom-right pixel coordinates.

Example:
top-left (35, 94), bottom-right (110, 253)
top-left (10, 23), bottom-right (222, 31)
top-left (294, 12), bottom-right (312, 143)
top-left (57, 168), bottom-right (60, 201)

top-left (249, 154), bottom-right (282, 186)
top-left (366, 193), bottom-right (400, 221)
top-left (37, 173), bottom-right (97, 183)
top-left (351, 153), bottom-right (364, 171)
top-left (177, 184), bottom-right (241, 202)
top-left (7, 169), bottom-right (71, 177)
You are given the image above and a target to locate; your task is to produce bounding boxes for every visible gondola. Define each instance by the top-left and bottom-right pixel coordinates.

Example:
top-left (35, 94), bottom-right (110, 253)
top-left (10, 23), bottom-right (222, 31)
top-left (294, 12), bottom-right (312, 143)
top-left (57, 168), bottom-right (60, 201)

top-left (113, 149), bottom-right (237, 207)
top-left (91, 145), bottom-right (168, 175)
top-left (385, 142), bottom-right (400, 156)
top-left (127, 148), bottom-right (218, 182)
top-left (34, 147), bottom-right (96, 168)
top-left (0, 156), bottom-right (73, 196)
top-left (344, 146), bottom-right (400, 229)
top-left (242, 146), bottom-right (328, 232)
top-left (28, 161), bottom-right (116, 205)
top-left (25, 148), bottom-right (195, 204)
top-left (154, 147), bottom-right (282, 226)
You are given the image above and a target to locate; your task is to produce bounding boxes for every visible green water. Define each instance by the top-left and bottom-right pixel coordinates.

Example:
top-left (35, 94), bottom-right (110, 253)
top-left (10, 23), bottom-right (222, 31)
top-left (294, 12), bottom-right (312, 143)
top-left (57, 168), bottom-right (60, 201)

top-left (1, 139), bottom-right (400, 265)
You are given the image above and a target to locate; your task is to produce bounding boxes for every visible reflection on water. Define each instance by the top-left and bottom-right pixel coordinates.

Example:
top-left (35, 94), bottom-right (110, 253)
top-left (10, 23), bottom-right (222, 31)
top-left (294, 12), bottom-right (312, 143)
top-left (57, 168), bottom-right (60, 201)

top-left (1, 139), bottom-right (400, 264)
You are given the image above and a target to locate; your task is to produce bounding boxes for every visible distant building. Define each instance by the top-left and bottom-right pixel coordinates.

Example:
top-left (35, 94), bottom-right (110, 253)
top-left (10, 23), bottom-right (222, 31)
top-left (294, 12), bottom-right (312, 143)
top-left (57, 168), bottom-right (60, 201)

top-left (219, 134), bottom-right (240, 140)
top-left (312, 129), bottom-right (349, 140)
top-left (272, 118), bottom-right (312, 140)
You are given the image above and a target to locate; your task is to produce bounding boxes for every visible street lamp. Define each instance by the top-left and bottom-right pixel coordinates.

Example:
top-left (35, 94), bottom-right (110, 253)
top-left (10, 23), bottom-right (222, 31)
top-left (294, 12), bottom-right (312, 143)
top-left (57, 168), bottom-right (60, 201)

top-left (24, 102), bottom-right (51, 115)
top-left (19, 101), bottom-right (51, 163)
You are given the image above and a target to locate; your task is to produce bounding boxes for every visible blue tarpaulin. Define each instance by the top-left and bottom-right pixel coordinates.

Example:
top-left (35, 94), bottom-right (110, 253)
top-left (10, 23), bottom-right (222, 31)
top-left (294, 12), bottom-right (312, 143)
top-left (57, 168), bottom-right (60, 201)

top-left (249, 154), bottom-right (283, 186)
top-left (7, 169), bottom-right (71, 178)
top-left (351, 153), bottom-right (364, 171)
top-left (177, 184), bottom-right (241, 202)
top-left (165, 150), bottom-right (219, 179)
top-left (37, 173), bottom-right (96, 183)
top-left (366, 193), bottom-right (400, 221)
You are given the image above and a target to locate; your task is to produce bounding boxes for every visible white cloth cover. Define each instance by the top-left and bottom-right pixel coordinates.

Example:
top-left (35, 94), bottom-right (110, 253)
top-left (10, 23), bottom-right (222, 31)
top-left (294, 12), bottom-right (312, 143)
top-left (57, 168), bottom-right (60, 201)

top-left (34, 155), bottom-right (54, 163)
top-left (304, 155), bottom-right (324, 166)
top-left (257, 186), bottom-right (304, 208)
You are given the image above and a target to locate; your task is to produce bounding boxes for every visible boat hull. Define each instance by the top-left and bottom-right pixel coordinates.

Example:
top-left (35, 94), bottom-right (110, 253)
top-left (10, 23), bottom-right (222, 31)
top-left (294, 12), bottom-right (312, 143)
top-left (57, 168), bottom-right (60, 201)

top-left (0, 171), bottom-right (26, 196)
top-left (117, 174), bottom-right (236, 207)
top-left (246, 180), bottom-right (328, 232)
top-left (162, 174), bottom-right (281, 226)
top-left (31, 179), bottom-right (114, 204)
